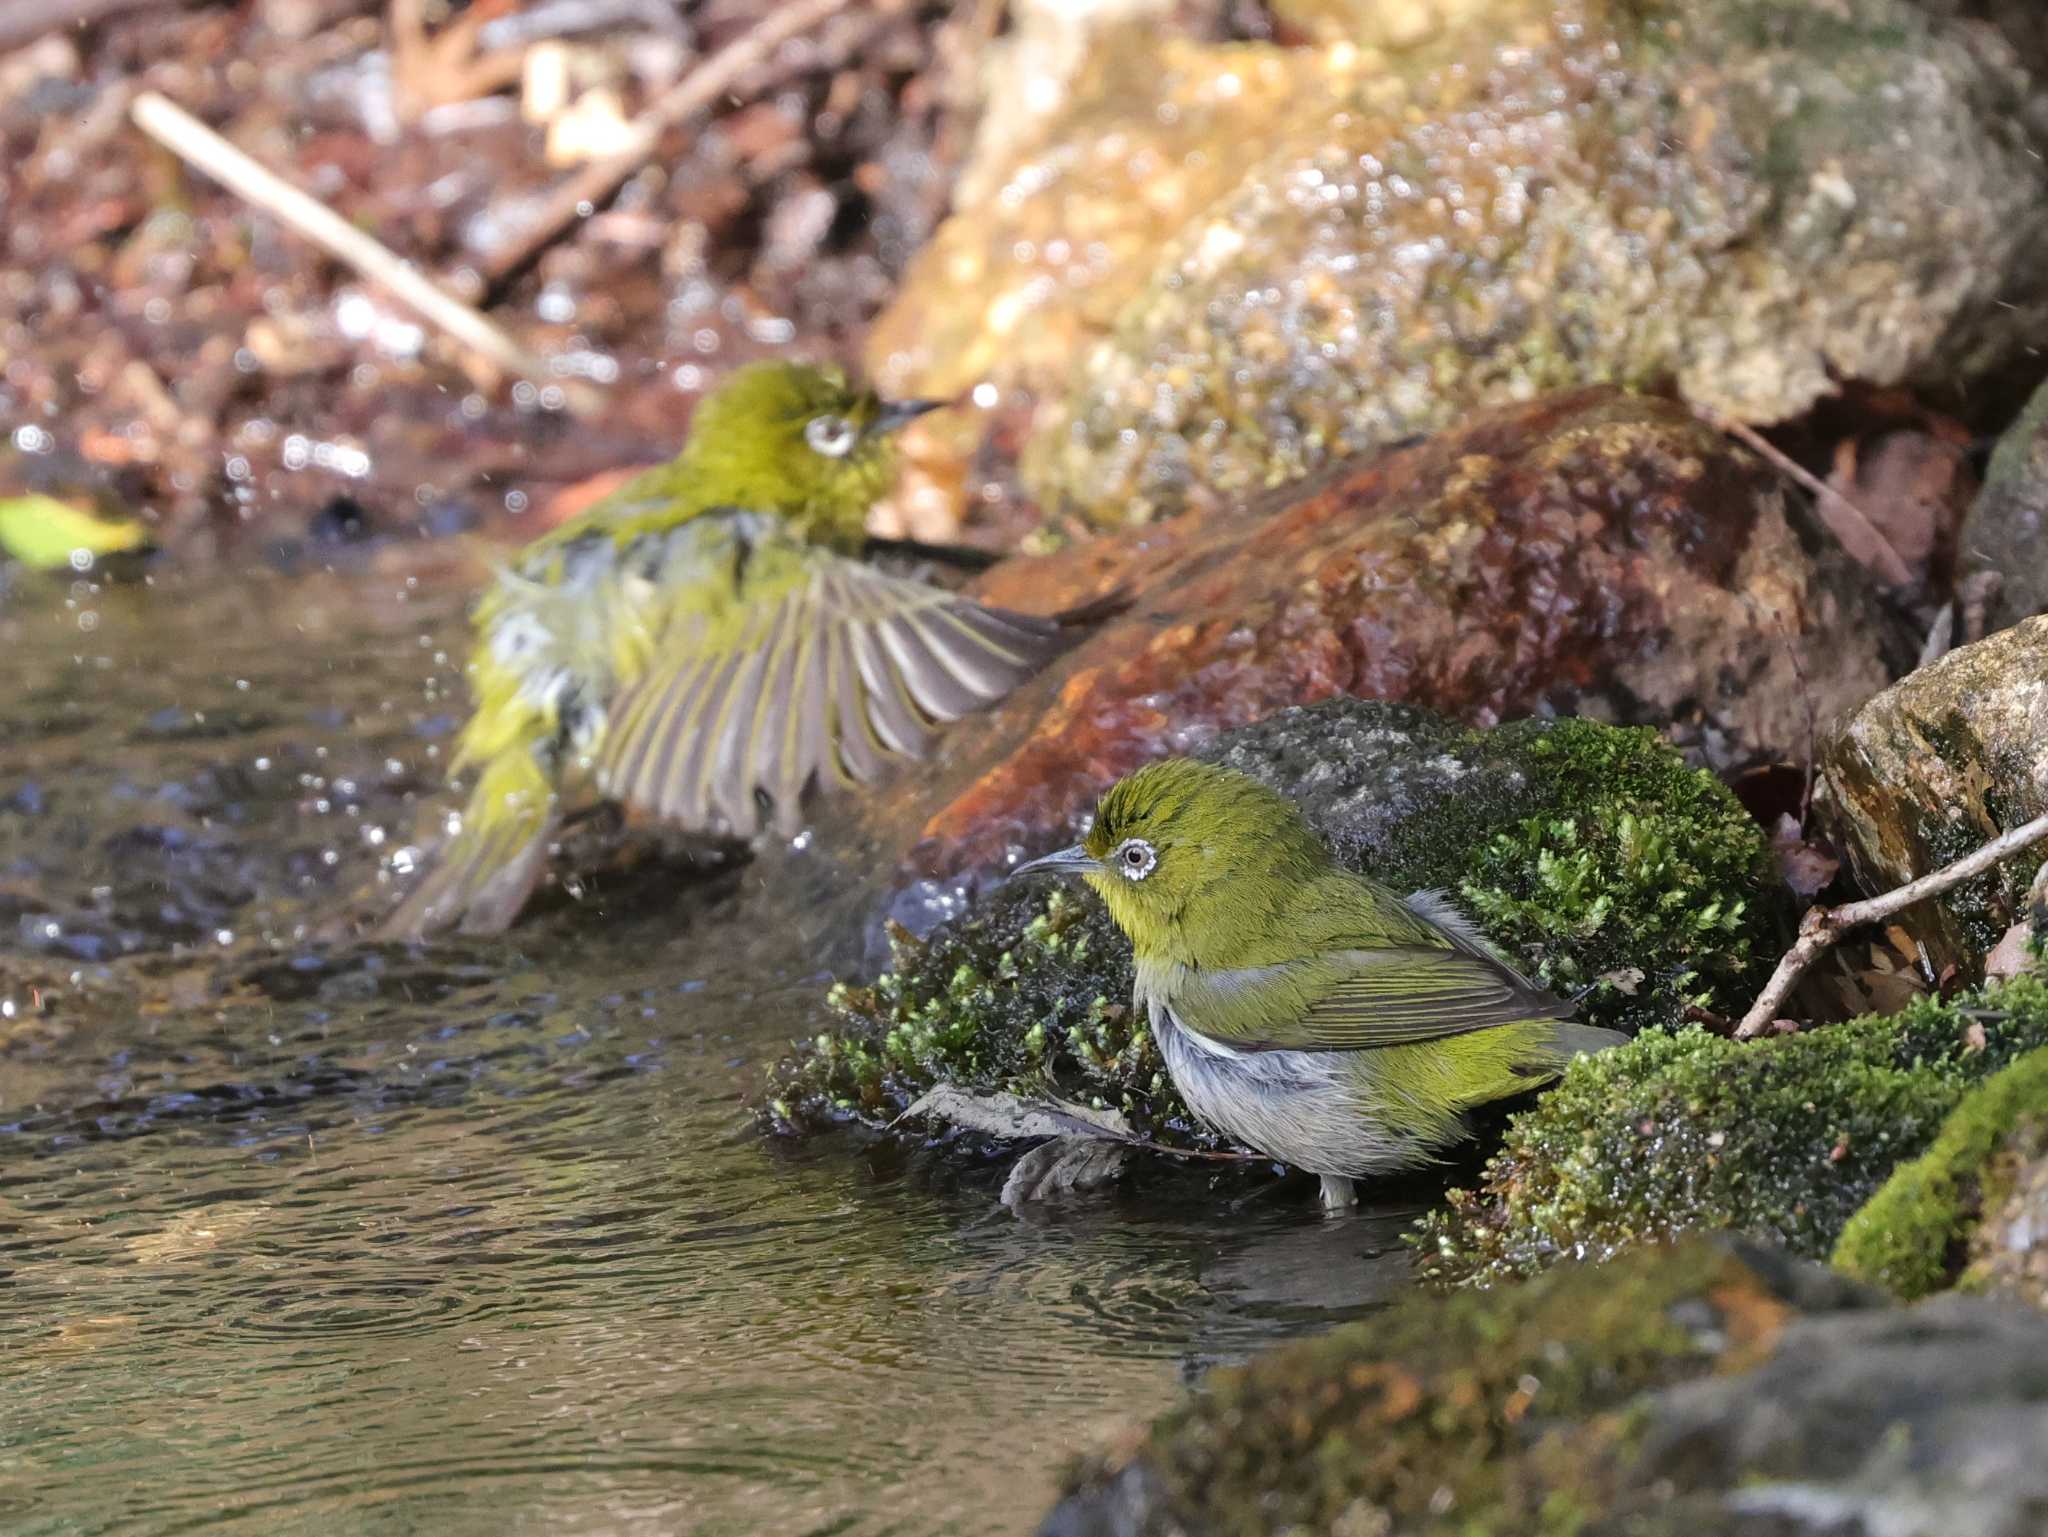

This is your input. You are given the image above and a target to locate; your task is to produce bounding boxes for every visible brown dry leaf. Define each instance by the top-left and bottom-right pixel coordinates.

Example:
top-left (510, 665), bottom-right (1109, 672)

top-left (1825, 430), bottom-right (1975, 589)
top-left (1986, 922), bottom-right (2040, 981)
top-left (1769, 813), bottom-right (1840, 900)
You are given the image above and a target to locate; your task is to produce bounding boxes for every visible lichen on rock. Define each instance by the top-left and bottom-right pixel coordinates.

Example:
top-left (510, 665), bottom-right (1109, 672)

top-left (765, 698), bottom-right (1780, 1142)
top-left (1820, 614), bottom-right (2048, 980)
top-left (1420, 975), bottom-right (2048, 1286)
top-left (925, 0), bottom-right (2048, 525)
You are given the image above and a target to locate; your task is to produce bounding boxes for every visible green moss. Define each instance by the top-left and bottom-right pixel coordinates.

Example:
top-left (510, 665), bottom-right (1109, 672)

top-left (1831, 1038), bottom-right (2048, 1299)
top-left (1453, 721), bottom-right (1774, 1033)
top-left (766, 703), bottom-right (1780, 1147)
top-left (1420, 976), bottom-right (2048, 1285)
top-left (761, 883), bottom-right (1209, 1143)
top-left (1053, 1238), bottom-right (1834, 1537)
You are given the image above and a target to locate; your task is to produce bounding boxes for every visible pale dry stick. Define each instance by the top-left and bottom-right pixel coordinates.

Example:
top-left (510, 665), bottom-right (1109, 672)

top-left (129, 91), bottom-right (598, 409)
top-left (1695, 406), bottom-right (1914, 589)
top-left (1735, 809), bottom-right (2048, 1039)
top-left (479, 0), bottom-right (858, 289)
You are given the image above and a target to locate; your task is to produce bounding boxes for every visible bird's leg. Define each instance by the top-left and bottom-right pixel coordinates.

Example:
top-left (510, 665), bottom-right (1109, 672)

top-left (863, 536), bottom-right (1001, 572)
top-left (1318, 1174), bottom-right (1359, 1212)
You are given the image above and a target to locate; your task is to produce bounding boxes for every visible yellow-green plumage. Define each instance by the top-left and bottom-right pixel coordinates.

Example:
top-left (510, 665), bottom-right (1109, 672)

top-left (380, 362), bottom-right (1073, 940)
top-left (1014, 759), bottom-right (1626, 1207)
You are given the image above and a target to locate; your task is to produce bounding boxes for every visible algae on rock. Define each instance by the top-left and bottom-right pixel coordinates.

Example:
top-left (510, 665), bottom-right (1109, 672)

top-left (1421, 975), bottom-right (2048, 1285)
top-left (766, 698), bottom-right (1779, 1143)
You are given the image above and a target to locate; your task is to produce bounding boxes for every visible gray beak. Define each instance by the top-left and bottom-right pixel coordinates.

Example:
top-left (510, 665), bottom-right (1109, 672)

top-left (869, 397), bottom-right (948, 437)
top-left (1007, 844), bottom-right (1104, 884)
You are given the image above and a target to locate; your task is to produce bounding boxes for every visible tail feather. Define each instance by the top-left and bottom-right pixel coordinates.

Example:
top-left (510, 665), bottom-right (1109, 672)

top-left (376, 750), bottom-right (559, 941)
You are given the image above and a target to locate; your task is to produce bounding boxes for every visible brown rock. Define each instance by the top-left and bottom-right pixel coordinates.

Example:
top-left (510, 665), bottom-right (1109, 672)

top-left (817, 389), bottom-right (1889, 900)
top-left (1821, 614), bottom-right (2048, 979)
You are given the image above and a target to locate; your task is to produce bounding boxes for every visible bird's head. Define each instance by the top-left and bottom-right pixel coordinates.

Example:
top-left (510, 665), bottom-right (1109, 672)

top-left (1011, 759), bottom-right (1330, 960)
top-left (682, 361), bottom-right (945, 542)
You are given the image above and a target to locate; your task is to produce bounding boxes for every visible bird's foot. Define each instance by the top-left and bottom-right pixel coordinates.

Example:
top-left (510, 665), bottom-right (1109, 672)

top-left (1318, 1175), bottom-right (1359, 1212)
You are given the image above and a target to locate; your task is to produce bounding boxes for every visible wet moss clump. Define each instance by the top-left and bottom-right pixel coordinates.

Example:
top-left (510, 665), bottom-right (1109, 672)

top-left (767, 699), bottom-right (1780, 1142)
top-left (1444, 722), bottom-right (1776, 1034)
top-left (1047, 1237), bottom-right (1860, 1537)
top-left (1832, 1034), bottom-right (2048, 1300)
top-left (1421, 976), bottom-right (2048, 1285)
top-left (761, 881), bottom-right (1209, 1142)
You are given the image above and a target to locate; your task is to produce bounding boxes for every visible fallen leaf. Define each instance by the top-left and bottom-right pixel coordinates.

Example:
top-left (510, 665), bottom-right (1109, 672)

top-left (1986, 922), bottom-right (2040, 981)
top-left (1769, 813), bottom-right (1840, 900)
top-left (1825, 430), bottom-right (1973, 589)
top-left (0, 494), bottom-right (149, 569)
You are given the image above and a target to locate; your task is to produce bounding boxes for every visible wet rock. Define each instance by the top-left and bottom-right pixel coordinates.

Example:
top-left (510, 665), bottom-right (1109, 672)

top-left (766, 697), bottom-right (1779, 1142)
top-left (819, 389), bottom-right (1888, 911)
top-left (1962, 377), bottom-right (2048, 630)
top-left (1048, 1232), bottom-right (2048, 1537)
top-left (1419, 975), bottom-right (2048, 1285)
top-left (1040, 1237), bottom-right (1880, 1537)
top-left (880, 0), bottom-right (2048, 525)
top-left (866, 33), bottom-right (1345, 404)
top-left (1833, 1040), bottom-right (2048, 1303)
top-left (1819, 614), bottom-right (2048, 982)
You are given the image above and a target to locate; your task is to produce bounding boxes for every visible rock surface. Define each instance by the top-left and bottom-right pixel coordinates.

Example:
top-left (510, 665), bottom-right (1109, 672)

top-left (1820, 615), bottom-right (2048, 981)
top-left (805, 389), bottom-right (1888, 920)
top-left (1963, 377), bottom-right (2048, 630)
top-left (1042, 1236), bottom-right (2048, 1537)
top-left (1419, 976), bottom-right (2048, 1285)
top-left (872, 0), bottom-right (2048, 526)
top-left (767, 698), bottom-right (1778, 1143)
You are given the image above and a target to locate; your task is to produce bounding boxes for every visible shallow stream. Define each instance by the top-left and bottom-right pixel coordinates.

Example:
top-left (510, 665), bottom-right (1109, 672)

top-left (0, 558), bottom-right (1413, 1536)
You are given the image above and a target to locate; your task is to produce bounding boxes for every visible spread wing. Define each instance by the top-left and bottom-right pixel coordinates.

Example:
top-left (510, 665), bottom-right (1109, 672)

top-left (594, 517), bottom-right (1064, 838)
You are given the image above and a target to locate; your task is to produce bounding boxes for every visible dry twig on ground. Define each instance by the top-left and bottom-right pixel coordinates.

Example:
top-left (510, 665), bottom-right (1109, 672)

top-left (1735, 810), bottom-right (2048, 1038)
top-left (130, 91), bottom-right (600, 409)
top-left (478, 0), bottom-right (858, 289)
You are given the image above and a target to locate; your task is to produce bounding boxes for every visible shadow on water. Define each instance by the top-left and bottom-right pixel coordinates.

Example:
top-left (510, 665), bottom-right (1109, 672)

top-left (0, 561), bottom-right (1422, 1537)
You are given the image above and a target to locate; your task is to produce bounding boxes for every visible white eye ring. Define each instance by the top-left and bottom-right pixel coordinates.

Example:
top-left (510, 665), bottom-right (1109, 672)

top-left (805, 414), bottom-right (857, 457)
top-left (1112, 837), bottom-right (1157, 881)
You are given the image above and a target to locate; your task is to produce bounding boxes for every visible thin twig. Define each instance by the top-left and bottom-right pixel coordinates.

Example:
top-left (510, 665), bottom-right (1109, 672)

top-left (130, 91), bottom-right (595, 407)
top-left (1735, 810), bottom-right (2048, 1038)
top-left (1696, 406), bottom-right (1914, 588)
top-left (479, 0), bottom-right (858, 290)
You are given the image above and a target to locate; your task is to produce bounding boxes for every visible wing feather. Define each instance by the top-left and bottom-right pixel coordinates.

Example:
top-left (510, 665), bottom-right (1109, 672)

top-left (596, 521), bottom-right (1076, 835)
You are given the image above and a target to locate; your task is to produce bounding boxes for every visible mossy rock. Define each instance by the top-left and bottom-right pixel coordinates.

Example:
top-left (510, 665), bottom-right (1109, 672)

top-left (1832, 1037), bottom-right (2048, 1300)
top-left (1044, 1237), bottom-right (1876, 1537)
top-left (1421, 975), bottom-right (2048, 1285)
top-left (764, 698), bottom-right (1779, 1141)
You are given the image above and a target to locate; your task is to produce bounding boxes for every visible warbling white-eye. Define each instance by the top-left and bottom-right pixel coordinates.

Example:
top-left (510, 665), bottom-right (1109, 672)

top-left (381, 361), bottom-right (1078, 940)
top-left (1013, 758), bottom-right (1626, 1208)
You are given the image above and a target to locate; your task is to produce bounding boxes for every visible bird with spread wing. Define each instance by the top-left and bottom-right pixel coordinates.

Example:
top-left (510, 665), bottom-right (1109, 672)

top-left (379, 361), bottom-right (1087, 940)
